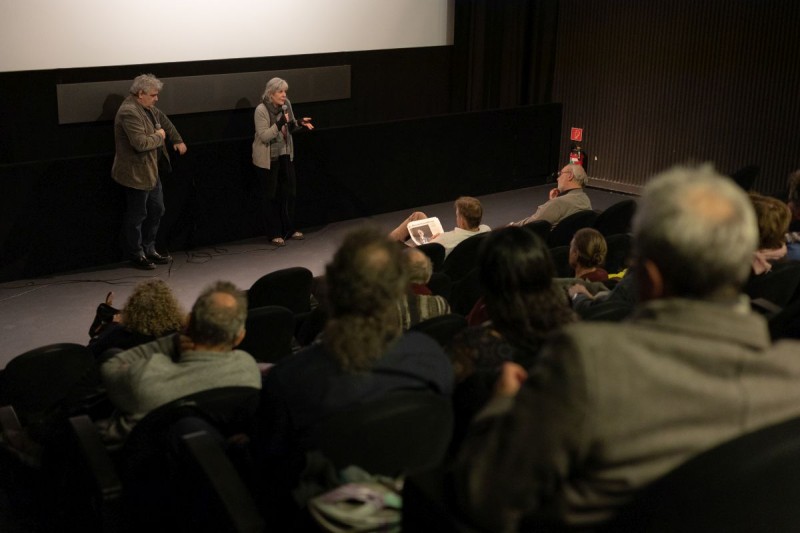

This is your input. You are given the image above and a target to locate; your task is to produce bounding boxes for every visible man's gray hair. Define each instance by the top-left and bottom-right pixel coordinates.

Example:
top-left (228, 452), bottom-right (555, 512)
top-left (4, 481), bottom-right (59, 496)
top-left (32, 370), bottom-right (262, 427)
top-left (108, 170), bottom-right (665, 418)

top-left (129, 74), bottom-right (163, 95)
top-left (633, 164), bottom-right (758, 298)
top-left (569, 164), bottom-right (589, 187)
top-left (261, 77), bottom-right (289, 101)
top-left (187, 281), bottom-right (247, 347)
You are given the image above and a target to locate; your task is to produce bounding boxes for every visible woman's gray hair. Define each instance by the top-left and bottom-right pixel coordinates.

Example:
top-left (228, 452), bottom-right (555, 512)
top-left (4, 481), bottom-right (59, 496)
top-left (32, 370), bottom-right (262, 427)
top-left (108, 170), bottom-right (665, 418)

top-left (633, 164), bottom-right (758, 298)
top-left (129, 74), bottom-right (163, 95)
top-left (261, 77), bottom-right (289, 101)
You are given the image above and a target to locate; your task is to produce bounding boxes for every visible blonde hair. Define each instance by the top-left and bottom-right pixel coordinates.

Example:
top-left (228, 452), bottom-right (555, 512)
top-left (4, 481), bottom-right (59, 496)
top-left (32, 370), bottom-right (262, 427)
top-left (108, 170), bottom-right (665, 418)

top-left (572, 228), bottom-right (607, 268)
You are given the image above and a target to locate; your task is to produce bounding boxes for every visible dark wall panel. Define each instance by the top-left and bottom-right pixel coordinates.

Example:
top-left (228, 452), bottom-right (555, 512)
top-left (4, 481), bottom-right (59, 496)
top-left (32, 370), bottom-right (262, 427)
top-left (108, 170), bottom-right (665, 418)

top-left (0, 104), bottom-right (560, 281)
top-left (56, 66), bottom-right (352, 124)
top-left (0, 46), bottom-right (453, 166)
top-left (553, 0), bottom-right (800, 194)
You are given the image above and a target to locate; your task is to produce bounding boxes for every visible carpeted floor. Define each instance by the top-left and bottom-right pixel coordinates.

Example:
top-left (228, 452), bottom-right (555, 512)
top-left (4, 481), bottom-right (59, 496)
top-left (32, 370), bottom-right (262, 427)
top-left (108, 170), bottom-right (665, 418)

top-left (0, 185), bottom-right (632, 368)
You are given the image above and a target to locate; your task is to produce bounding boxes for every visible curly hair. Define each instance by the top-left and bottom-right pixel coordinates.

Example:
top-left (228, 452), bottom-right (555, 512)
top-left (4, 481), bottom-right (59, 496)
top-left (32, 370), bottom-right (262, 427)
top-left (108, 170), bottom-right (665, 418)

top-left (479, 227), bottom-right (576, 353)
top-left (324, 227), bottom-right (408, 372)
top-left (121, 279), bottom-right (186, 337)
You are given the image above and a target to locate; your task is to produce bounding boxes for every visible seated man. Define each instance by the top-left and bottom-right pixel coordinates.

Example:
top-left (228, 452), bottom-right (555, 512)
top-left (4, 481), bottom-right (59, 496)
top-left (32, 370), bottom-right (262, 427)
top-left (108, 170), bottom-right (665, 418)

top-left (100, 280), bottom-right (262, 442)
top-left (455, 165), bottom-right (800, 531)
top-left (389, 196), bottom-right (491, 258)
top-left (397, 248), bottom-right (451, 329)
top-left (511, 163), bottom-right (592, 227)
top-left (255, 227), bottom-right (454, 458)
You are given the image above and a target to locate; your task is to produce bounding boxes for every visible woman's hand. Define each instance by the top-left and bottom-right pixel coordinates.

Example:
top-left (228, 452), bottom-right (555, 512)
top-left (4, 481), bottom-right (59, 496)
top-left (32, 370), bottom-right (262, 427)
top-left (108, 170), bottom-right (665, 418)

top-left (299, 117), bottom-right (315, 130)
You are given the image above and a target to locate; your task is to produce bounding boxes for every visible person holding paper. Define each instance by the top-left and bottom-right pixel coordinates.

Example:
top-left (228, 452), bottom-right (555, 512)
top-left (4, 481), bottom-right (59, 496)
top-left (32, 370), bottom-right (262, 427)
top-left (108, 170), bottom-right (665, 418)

top-left (389, 196), bottom-right (491, 258)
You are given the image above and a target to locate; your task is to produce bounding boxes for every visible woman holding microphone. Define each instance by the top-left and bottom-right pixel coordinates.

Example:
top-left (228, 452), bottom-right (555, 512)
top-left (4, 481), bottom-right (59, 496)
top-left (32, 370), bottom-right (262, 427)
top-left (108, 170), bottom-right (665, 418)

top-left (252, 77), bottom-right (314, 246)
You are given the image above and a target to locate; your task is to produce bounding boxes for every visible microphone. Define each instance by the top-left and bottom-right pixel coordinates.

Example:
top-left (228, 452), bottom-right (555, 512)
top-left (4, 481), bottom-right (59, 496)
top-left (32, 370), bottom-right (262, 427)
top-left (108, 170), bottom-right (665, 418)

top-left (281, 104), bottom-right (288, 115)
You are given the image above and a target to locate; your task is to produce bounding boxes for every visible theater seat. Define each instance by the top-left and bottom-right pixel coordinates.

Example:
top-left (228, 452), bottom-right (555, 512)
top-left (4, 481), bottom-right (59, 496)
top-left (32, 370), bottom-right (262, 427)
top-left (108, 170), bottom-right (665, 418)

top-left (602, 415), bottom-right (800, 532)
top-left (313, 390), bottom-right (453, 477)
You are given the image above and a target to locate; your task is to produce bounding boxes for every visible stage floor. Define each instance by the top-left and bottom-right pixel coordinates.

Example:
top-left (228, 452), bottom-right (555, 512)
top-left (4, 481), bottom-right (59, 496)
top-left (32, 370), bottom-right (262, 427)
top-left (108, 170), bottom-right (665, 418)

top-left (0, 185), bottom-right (631, 368)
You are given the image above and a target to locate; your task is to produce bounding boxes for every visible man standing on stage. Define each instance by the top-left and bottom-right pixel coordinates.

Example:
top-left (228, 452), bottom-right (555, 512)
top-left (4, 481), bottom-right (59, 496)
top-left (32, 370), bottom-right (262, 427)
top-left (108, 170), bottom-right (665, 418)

top-left (113, 73), bottom-right (187, 270)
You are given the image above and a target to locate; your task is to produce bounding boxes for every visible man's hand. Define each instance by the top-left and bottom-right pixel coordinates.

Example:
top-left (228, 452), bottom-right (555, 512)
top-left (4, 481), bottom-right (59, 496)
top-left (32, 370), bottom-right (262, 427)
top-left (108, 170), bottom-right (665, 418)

top-left (177, 333), bottom-right (195, 353)
top-left (494, 362), bottom-right (528, 398)
top-left (155, 128), bottom-right (166, 139)
top-left (548, 188), bottom-right (560, 200)
top-left (173, 142), bottom-right (187, 155)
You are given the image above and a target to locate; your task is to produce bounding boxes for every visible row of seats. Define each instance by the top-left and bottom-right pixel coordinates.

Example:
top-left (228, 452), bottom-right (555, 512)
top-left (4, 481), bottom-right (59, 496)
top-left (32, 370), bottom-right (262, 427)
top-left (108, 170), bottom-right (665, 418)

top-left (0, 379), bottom-right (455, 532)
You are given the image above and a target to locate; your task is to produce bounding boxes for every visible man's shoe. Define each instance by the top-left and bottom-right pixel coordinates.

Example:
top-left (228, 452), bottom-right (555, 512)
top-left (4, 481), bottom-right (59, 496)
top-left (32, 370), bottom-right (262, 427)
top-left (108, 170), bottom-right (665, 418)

top-left (131, 256), bottom-right (156, 270)
top-left (146, 251), bottom-right (172, 265)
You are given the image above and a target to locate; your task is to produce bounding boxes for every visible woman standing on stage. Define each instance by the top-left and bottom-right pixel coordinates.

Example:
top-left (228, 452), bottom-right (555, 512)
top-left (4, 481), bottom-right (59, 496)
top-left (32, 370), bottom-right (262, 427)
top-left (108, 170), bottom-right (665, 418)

top-left (252, 77), bottom-right (314, 246)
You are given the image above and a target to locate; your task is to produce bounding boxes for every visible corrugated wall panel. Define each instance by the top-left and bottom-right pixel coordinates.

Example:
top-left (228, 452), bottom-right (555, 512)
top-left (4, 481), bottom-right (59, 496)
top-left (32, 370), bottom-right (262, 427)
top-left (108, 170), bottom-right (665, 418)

top-left (553, 0), bottom-right (800, 195)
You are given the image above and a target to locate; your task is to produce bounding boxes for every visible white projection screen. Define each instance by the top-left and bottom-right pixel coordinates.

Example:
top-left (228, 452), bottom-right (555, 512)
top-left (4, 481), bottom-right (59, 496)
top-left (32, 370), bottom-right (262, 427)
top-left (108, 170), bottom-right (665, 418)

top-left (0, 0), bottom-right (454, 73)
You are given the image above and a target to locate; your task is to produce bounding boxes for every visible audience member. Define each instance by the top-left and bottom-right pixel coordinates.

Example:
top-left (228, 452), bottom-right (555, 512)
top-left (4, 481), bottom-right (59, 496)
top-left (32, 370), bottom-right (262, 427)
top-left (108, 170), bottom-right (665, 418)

top-left (389, 196), bottom-right (491, 258)
top-left (511, 163), bottom-right (592, 227)
top-left (569, 227), bottom-right (609, 282)
top-left (454, 164), bottom-right (800, 531)
top-left (749, 193), bottom-right (791, 275)
top-left (397, 248), bottom-right (451, 329)
top-left (88, 280), bottom-right (185, 359)
top-left (100, 281), bottom-right (261, 442)
top-left (255, 227), bottom-right (453, 458)
top-left (448, 227), bottom-right (575, 444)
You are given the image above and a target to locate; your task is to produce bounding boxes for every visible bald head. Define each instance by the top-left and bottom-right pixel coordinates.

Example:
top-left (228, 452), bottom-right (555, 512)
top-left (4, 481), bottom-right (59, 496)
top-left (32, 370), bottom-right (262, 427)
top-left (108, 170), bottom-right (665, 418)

top-left (186, 281), bottom-right (247, 349)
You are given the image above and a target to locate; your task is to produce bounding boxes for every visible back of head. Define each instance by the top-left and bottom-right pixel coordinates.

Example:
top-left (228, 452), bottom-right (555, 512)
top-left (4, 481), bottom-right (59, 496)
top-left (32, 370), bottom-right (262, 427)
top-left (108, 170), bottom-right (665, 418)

top-left (122, 279), bottom-right (185, 337)
top-left (186, 281), bottom-right (247, 349)
top-left (404, 248), bottom-right (433, 284)
top-left (324, 227), bottom-right (408, 372)
top-left (570, 164), bottom-right (589, 187)
top-left (749, 193), bottom-right (791, 250)
top-left (455, 196), bottom-right (483, 229)
top-left (634, 164), bottom-right (758, 299)
top-left (572, 228), bottom-right (607, 268)
top-left (479, 227), bottom-right (575, 349)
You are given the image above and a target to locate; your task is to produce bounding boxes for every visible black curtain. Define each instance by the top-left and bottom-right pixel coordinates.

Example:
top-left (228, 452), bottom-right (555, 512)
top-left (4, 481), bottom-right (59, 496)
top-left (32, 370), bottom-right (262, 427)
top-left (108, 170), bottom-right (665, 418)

top-left (452, 0), bottom-right (560, 112)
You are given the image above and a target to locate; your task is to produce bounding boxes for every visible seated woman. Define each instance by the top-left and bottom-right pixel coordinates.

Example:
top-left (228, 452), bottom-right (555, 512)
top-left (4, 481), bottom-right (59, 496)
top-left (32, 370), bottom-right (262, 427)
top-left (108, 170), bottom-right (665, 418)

top-left (88, 279), bottom-right (186, 359)
top-left (569, 227), bottom-right (609, 282)
top-left (448, 227), bottom-right (576, 446)
top-left (749, 193), bottom-right (791, 275)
